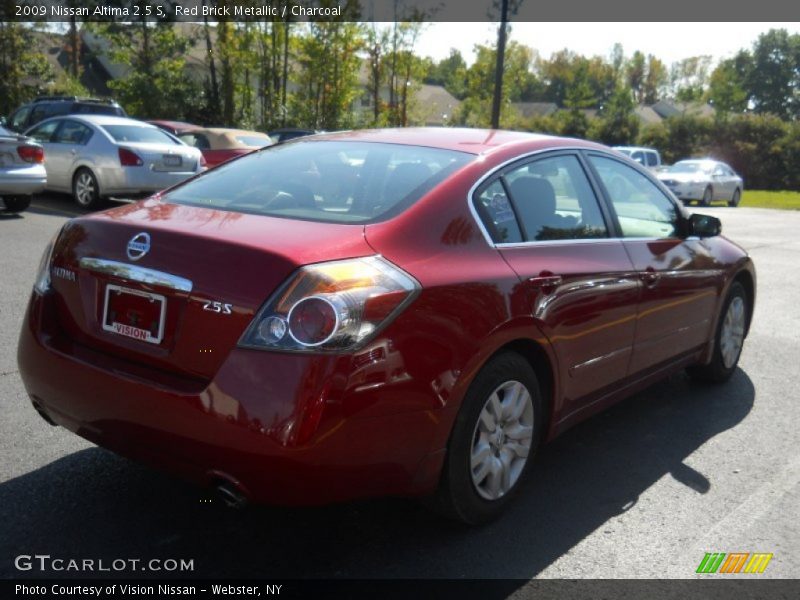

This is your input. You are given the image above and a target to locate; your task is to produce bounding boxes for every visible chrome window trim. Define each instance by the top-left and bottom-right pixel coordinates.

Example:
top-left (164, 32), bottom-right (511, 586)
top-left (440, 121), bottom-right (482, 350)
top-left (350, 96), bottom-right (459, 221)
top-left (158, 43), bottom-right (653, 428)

top-left (78, 257), bottom-right (193, 293)
top-left (466, 146), bottom-right (687, 249)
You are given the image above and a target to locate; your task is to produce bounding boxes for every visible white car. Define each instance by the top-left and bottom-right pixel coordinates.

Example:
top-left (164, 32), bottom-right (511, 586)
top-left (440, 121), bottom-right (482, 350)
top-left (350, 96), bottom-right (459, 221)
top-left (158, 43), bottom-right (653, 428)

top-left (657, 159), bottom-right (744, 207)
top-left (613, 146), bottom-right (662, 170)
top-left (23, 115), bottom-right (204, 209)
top-left (0, 125), bottom-right (47, 213)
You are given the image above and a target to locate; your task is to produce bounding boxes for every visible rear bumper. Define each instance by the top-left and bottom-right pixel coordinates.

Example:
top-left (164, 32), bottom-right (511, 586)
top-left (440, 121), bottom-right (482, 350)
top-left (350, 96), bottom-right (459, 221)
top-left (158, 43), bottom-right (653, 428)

top-left (99, 166), bottom-right (199, 197)
top-left (17, 291), bottom-right (448, 505)
top-left (0, 166), bottom-right (47, 196)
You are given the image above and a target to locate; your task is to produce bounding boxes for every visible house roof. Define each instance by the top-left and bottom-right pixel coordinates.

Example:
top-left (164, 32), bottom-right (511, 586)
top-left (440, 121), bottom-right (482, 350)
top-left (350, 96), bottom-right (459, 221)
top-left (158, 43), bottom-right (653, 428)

top-left (633, 105), bottom-right (663, 125)
top-left (511, 102), bottom-right (558, 119)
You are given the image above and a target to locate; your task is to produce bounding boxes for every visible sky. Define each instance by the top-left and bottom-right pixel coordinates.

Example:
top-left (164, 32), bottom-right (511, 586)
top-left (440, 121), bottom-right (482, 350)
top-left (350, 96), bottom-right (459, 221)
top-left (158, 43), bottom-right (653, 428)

top-left (414, 22), bottom-right (800, 66)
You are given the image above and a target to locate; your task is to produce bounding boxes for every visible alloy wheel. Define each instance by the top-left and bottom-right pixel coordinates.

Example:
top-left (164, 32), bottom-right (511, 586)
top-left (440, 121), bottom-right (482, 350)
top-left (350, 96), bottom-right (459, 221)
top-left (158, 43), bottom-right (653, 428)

top-left (720, 296), bottom-right (746, 369)
top-left (470, 380), bottom-right (534, 500)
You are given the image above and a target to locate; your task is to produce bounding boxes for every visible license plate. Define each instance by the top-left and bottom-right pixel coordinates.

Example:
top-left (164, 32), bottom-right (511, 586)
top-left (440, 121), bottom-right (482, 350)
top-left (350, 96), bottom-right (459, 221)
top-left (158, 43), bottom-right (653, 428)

top-left (163, 154), bottom-right (182, 167)
top-left (102, 284), bottom-right (166, 344)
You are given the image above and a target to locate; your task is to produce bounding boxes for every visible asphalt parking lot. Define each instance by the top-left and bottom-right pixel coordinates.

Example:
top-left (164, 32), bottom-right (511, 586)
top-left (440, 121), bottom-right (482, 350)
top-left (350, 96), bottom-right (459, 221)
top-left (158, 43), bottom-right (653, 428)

top-left (1, 194), bottom-right (798, 582)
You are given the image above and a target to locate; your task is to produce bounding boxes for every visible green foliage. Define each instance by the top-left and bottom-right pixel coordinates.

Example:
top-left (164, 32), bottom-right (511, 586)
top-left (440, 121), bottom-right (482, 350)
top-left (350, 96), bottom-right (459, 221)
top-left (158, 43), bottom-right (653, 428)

top-left (747, 29), bottom-right (800, 119)
top-left (425, 48), bottom-right (468, 100)
top-left (0, 22), bottom-right (53, 115)
top-left (639, 113), bottom-right (800, 191)
top-left (290, 17), bottom-right (364, 130)
top-left (589, 87), bottom-right (639, 146)
top-left (96, 20), bottom-right (203, 121)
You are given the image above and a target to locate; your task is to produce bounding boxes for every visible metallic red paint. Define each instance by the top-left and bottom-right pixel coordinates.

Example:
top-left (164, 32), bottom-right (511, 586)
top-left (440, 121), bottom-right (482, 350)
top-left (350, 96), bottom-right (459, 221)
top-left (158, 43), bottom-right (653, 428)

top-left (17, 128), bottom-right (756, 505)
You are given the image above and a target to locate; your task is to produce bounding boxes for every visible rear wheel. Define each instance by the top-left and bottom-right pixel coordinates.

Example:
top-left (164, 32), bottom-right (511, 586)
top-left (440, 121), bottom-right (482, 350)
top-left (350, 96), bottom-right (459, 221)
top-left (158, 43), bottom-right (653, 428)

top-left (700, 186), bottom-right (713, 207)
top-left (687, 281), bottom-right (748, 383)
top-left (2, 195), bottom-right (31, 213)
top-left (430, 352), bottom-right (543, 524)
top-left (728, 188), bottom-right (741, 207)
top-left (72, 168), bottom-right (102, 209)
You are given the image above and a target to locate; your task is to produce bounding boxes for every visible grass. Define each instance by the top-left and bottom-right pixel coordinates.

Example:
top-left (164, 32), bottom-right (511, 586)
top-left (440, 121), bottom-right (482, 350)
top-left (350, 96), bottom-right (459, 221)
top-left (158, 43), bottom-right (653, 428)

top-left (740, 190), bottom-right (800, 210)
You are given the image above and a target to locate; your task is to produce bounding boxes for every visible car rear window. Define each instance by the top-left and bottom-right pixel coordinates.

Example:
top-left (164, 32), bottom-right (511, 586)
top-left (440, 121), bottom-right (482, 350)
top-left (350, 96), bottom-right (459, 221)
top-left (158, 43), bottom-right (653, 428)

top-left (101, 125), bottom-right (180, 144)
top-left (162, 140), bottom-right (472, 223)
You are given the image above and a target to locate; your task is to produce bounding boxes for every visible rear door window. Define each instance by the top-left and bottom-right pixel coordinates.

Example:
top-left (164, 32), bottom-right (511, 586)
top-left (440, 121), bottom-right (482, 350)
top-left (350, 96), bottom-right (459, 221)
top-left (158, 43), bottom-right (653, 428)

top-left (503, 154), bottom-right (609, 242)
top-left (53, 120), bottom-right (93, 145)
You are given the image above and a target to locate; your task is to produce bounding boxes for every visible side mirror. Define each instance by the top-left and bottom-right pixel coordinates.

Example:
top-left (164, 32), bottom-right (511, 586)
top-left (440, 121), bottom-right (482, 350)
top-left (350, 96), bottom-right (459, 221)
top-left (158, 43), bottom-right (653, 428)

top-left (688, 213), bottom-right (721, 238)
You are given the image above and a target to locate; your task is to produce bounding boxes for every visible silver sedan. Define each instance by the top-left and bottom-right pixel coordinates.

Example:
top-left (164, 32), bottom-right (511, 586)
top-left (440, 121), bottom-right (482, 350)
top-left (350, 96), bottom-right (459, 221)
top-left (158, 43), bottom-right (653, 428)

top-left (23, 115), bottom-right (204, 209)
top-left (0, 125), bottom-right (47, 213)
top-left (657, 159), bottom-right (744, 207)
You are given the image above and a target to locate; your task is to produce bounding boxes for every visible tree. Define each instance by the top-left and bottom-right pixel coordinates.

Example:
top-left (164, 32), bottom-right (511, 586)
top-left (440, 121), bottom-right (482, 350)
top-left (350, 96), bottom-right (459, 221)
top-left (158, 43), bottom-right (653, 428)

top-left (643, 55), bottom-right (667, 104)
top-left (626, 51), bottom-right (646, 103)
top-left (290, 10), bottom-right (364, 129)
top-left (425, 48), bottom-right (468, 100)
top-left (708, 51), bottom-right (751, 116)
top-left (669, 56), bottom-right (712, 102)
top-left (747, 29), bottom-right (800, 119)
top-left (590, 86), bottom-right (639, 145)
top-left (0, 21), bottom-right (53, 115)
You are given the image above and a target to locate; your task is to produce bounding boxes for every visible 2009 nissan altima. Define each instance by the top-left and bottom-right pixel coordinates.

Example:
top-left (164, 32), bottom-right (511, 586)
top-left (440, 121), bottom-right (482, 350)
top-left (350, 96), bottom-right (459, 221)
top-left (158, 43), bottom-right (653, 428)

top-left (17, 128), bottom-right (755, 523)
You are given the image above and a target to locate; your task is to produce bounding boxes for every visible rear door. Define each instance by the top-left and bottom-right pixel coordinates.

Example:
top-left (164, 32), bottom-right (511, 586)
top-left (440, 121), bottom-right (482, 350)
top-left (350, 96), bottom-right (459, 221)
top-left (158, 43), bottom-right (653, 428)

top-left (47, 119), bottom-right (94, 189)
top-left (585, 153), bottom-right (723, 375)
top-left (25, 119), bottom-right (63, 189)
top-left (475, 152), bottom-right (640, 414)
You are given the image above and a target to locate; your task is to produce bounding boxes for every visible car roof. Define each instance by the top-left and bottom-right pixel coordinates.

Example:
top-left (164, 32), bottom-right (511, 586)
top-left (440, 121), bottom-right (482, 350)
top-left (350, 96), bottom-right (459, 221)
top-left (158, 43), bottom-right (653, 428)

top-left (613, 146), bottom-right (656, 152)
top-left (47, 115), bottom-right (158, 128)
top-left (307, 127), bottom-right (600, 156)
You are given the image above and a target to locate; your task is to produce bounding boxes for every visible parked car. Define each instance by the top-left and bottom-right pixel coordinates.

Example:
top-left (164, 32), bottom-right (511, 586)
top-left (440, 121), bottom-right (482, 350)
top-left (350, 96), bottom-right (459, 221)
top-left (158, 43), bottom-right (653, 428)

top-left (0, 125), bottom-right (46, 213)
top-left (18, 129), bottom-right (755, 524)
top-left (268, 128), bottom-right (319, 143)
top-left (23, 115), bottom-right (204, 209)
top-left (147, 120), bottom-right (199, 136)
top-left (6, 96), bottom-right (126, 133)
top-left (657, 159), bottom-right (743, 207)
top-left (177, 127), bottom-right (273, 168)
top-left (613, 146), bottom-right (662, 170)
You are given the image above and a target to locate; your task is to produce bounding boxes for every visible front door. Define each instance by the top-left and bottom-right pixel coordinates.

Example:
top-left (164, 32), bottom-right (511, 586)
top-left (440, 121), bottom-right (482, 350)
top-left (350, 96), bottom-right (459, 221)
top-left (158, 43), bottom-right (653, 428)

top-left (585, 153), bottom-right (723, 375)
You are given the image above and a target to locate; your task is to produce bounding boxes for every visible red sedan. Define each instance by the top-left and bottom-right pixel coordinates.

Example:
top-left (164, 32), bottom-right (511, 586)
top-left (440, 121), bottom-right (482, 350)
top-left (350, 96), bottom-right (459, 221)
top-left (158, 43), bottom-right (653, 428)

top-left (18, 129), bottom-right (755, 523)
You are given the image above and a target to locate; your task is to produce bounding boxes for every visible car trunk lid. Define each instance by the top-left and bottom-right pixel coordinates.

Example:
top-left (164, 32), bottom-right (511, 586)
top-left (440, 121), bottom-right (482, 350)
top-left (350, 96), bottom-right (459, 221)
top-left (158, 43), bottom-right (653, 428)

top-left (49, 199), bottom-right (372, 380)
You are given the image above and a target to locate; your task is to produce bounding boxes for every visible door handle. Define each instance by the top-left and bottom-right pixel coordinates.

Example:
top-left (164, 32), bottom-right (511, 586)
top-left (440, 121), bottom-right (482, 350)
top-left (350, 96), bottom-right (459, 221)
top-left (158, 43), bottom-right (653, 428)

top-left (527, 274), bottom-right (563, 289)
top-left (70, 149), bottom-right (76, 155)
top-left (641, 267), bottom-right (660, 288)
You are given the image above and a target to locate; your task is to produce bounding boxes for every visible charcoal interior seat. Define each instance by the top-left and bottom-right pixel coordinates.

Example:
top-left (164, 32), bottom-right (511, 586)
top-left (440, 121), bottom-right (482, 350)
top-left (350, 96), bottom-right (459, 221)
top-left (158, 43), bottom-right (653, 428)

top-left (508, 177), bottom-right (577, 240)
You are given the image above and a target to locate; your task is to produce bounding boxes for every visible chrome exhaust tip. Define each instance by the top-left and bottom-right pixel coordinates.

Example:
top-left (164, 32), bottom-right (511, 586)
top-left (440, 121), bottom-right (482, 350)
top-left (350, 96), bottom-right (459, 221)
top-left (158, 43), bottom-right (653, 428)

top-left (213, 481), bottom-right (248, 510)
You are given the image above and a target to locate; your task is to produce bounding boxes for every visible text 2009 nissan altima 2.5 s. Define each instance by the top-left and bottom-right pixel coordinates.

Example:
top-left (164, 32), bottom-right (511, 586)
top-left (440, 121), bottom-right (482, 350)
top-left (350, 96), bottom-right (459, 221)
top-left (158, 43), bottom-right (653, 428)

top-left (17, 128), bottom-right (755, 524)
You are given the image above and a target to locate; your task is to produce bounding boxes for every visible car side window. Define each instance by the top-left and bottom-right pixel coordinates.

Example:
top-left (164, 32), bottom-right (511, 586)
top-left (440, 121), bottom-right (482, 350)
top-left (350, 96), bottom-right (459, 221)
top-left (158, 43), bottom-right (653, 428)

top-left (503, 154), bottom-right (608, 242)
top-left (588, 155), bottom-right (679, 239)
top-left (10, 106), bottom-right (31, 131)
top-left (26, 120), bottom-right (60, 143)
top-left (54, 120), bottom-right (92, 145)
top-left (179, 133), bottom-right (210, 149)
top-left (474, 180), bottom-right (523, 244)
top-left (631, 150), bottom-right (645, 165)
top-left (645, 152), bottom-right (658, 167)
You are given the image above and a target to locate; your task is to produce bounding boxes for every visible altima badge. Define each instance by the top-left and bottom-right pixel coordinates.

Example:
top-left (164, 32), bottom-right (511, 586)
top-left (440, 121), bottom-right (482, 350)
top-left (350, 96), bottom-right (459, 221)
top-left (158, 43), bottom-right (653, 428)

top-left (126, 232), bottom-right (151, 261)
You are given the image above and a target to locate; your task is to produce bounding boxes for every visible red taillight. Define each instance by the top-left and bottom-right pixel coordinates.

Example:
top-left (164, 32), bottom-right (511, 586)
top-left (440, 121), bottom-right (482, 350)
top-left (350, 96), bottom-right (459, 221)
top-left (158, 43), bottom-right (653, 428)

top-left (118, 148), bottom-right (143, 167)
top-left (239, 256), bottom-right (420, 352)
top-left (288, 296), bottom-right (339, 346)
top-left (17, 145), bottom-right (44, 164)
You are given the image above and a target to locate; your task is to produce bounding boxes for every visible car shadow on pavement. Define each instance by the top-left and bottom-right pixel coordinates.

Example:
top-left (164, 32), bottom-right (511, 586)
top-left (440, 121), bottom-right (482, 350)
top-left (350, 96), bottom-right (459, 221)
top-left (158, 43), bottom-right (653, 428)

top-left (0, 368), bottom-right (754, 580)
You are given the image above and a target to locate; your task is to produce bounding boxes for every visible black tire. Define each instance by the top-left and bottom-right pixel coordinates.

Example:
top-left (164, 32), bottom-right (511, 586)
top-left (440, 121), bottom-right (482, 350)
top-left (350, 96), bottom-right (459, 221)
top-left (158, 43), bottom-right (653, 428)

top-left (2, 195), bottom-right (31, 213)
top-left (728, 188), bottom-right (741, 207)
top-left (700, 186), bottom-right (713, 207)
top-left (72, 168), bottom-right (103, 209)
top-left (687, 281), bottom-right (748, 384)
top-left (430, 351), bottom-right (544, 525)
